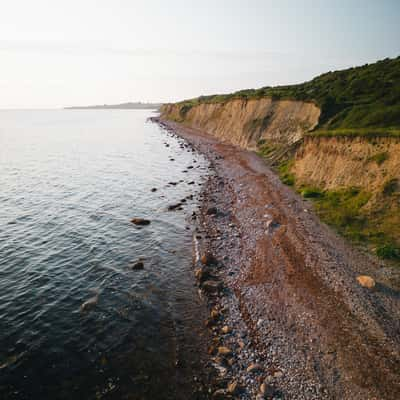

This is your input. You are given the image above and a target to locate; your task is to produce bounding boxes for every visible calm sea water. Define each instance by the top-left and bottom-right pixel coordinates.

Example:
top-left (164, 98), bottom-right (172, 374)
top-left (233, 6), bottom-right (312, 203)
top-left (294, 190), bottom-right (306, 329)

top-left (0, 110), bottom-right (210, 399)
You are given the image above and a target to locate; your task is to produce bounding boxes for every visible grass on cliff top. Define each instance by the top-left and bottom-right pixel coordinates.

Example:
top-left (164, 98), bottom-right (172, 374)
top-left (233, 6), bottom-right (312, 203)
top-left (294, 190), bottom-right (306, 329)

top-left (174, 56), bottom-right (400, 132)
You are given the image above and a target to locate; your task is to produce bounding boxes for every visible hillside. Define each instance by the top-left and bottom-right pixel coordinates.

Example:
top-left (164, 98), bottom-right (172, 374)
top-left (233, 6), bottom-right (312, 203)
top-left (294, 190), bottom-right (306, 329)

top-left (161, 56), bottom-right (400, 263)
top-left (175, 56), bottom-right (400, 136)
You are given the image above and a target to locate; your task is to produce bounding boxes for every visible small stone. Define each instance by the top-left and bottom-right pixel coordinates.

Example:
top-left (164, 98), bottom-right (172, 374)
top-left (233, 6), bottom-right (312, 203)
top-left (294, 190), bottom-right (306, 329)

top-left (207, 206), bottom-right (218, 215)
top-left (131, 218), bottom-right (150, 226)
top-left (227, 380), bottom-right (239, 394)
top-left (194, 267), bottom-right (210, 283)
top-left (212, 389), bottom-right (227, 399)
top-left (205, 318), bottom-right (216, 328)
top-left (221, 326), bottom-right (231, 334)
top-left (210, 309), bottom-right (220, 319)
top-left (357, 275), bottom-right (375, 288)
top-left (260, 382), bottom-right (267, 394)
top-left (247, 363), bottom-right (263, 373)
top-left (273, 371), bottom-right (283, 378)
top-left (218, 346), bottom-right (232, 356)
top-left (200, 252), bottom-right (217, 266)
top-left (151, 187), bottom-right (157, 192)
top-left (201, 280), bottom-right (222, 294)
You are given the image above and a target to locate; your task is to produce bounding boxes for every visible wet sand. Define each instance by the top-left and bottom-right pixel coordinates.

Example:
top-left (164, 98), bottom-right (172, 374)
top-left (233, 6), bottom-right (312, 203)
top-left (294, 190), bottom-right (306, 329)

top-left (155, 117), bottom-right (400, 400)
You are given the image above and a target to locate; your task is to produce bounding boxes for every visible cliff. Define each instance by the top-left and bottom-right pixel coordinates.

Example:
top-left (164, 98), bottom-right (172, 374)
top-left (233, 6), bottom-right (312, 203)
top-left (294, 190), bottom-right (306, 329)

top-left (161, 99), bottom-right (400, 261)
top-left (161, 98), bottom-right (320, 149)
top-left (293, 135), bottom-right (400, 192)
top-left (161, 56), bottom-right (400, 260)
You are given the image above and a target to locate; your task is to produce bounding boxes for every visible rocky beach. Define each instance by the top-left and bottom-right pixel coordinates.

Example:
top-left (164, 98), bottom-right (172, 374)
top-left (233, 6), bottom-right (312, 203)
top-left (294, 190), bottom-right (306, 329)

top-left (154, 117), bottom-right (400, 400)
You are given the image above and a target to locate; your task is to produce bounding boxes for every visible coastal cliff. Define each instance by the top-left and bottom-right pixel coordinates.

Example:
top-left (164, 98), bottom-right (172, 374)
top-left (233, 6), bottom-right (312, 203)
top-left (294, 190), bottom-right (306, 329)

top-left (161, 98), bottom-right (320, 149)
top-left (160, 56), bottom-right (400, 260)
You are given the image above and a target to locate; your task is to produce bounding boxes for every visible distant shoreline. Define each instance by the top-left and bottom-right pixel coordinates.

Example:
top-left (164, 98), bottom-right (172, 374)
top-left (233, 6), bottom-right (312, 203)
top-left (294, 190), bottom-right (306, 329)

top-left (65, 102), bottom-right (162, 110)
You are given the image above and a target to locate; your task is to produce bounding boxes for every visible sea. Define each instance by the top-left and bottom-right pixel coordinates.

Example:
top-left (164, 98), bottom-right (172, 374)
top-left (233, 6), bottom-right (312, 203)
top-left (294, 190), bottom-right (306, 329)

top-left (0, 109), bottom-right (210, 399)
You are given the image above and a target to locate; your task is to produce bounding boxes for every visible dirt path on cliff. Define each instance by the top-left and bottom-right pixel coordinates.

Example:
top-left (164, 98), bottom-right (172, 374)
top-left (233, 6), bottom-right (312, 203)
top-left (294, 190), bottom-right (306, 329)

top-left (157, 118), bottom-right (400, 400)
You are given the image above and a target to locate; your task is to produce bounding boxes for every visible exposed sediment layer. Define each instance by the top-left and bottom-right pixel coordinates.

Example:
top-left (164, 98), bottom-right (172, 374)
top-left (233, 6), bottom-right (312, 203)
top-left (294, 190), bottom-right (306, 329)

top-left (161, 99), bottom-right (400, 199)
top-left (293, 135), bottom-right (400, 193)
top-left (161, 98), bottom-right (320, 149)
top-left (156, 117), bottom-right (400, 400)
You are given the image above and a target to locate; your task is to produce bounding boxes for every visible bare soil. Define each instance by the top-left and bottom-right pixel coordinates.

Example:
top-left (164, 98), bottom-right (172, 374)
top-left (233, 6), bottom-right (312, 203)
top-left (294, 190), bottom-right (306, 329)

top-left (156, 118), bottom-right (400, 400)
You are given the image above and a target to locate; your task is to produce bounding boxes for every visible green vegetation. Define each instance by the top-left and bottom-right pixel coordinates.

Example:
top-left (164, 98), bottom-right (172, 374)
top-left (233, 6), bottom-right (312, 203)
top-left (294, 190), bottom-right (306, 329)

top-left (175, 56), bottom-right (400, 135)
top-left (300, 187), bottom-right (324, 198)
top-left (368, 152), bottom-right (389, 165)
top-left (256, 140), bottom-right (279, 158)
top-left (376, 244), bottom-right (400, 260)
top-left (277, 160), bottom-right (295, 186)
top-left (382, 178), bottom-right (399, 196)
top-left (296, 185), bottom-right (400, 263)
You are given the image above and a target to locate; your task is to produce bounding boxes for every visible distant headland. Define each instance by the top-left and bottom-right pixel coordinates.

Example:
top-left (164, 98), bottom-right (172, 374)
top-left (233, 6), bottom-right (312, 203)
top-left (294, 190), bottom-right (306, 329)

top-left (65, 102), bottom-right (162, 110)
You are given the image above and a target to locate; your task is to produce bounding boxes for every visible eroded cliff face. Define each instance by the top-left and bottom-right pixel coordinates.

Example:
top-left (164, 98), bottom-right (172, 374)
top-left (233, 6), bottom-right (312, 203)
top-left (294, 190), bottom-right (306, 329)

top-left (293, 136), bottom-right (400, 194)
top-left (161, 98), bottom-right (320, 149)
top-left (162, 100), bottom-right (400, 196)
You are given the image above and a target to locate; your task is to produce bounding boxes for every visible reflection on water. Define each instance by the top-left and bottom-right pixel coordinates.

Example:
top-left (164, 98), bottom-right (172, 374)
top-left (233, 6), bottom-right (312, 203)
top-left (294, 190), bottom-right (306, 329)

top-left (0, 110), bottom-right (209, 399)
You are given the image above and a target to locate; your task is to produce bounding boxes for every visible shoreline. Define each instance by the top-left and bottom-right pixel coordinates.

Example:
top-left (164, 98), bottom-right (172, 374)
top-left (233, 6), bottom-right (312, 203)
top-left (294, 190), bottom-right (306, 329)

top-left (153, 117), bottom-right (400, 399)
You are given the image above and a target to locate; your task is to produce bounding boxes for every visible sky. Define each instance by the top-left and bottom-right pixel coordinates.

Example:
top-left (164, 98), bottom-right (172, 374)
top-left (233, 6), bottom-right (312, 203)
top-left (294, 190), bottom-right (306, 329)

top-left (0, 0), bottom-right (399, 108)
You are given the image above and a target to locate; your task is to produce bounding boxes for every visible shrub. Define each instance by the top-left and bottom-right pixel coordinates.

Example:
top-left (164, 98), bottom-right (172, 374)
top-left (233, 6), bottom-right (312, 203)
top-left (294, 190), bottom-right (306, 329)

top-left (301, 187), bottom-right (324, 198)
top-left (368, 152), bottom-right (389, 165)
top-left (382, 178), bottom-right (398, 196)
top-left (376, 244), bottom-right (400, 260)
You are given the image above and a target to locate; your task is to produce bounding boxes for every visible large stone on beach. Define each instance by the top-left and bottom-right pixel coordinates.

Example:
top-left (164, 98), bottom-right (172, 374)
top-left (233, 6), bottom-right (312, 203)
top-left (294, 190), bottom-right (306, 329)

top-left (201, 280), bottom-right (222, 294)
top-left (357, 275), bottom-right (376, 288)
top-left (247, 363), bottom-right (263, 373)
top-left (206, 206), bottom-right (218, 215)
top-left (131, 218), bottom-right (151, 226)
top-left (200, 252), bottom-right (217, 266)
top-left (217, 346), bottom-right (232, 356)
top-left (227, 380), bottom-right (239, 395)
top-left (194, 267), bottom-right (212, 283)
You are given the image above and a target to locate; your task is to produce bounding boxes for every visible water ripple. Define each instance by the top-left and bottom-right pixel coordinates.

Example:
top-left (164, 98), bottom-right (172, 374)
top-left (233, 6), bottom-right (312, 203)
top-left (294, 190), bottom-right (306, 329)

top-left (0, 110), bottom-right (209, 399)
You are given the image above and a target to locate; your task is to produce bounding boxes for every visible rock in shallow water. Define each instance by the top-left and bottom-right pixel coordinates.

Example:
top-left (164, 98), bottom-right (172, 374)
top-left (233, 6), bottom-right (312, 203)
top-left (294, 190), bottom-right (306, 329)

top-left (201, 280), bottom-right (222, 294)
top-left (131, 218), bottom-right (151, 226)
top-left (132, 261), bottom-right (144, 270)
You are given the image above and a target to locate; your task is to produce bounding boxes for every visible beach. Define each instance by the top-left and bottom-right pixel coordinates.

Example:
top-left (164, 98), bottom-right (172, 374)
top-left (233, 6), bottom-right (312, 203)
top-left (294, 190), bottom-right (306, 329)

top-left (155, 117), bottom-right (400, 400)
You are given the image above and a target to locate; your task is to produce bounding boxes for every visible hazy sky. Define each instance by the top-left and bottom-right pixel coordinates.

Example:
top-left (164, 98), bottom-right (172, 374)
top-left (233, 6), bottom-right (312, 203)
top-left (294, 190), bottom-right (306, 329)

top-left (1, 0), bottom-right (399, 108)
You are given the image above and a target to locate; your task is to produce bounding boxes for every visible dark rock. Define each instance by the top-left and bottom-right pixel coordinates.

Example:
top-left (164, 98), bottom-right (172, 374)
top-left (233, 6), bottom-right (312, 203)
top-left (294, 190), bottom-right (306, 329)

top-left (195, 267), bottom-right (211, 283)
top-left (188, 181), bottom-right (195, 185)
top-left (201, 280), bottom-right (222, 294)
top-left (201, 252), bottom-right (217, 266)
top-left (207, 207), bottom-right (218, 215)
top-left (131, 218), bottom-right (151, 226)
top-left (168, 203), bottom-right (183, 211)
top-left (246, 363), bottom-right (263, 373)
top-left (151, 188), bottom-right (157, 192)
top-left (132, 261), bottom-right (144, 270)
